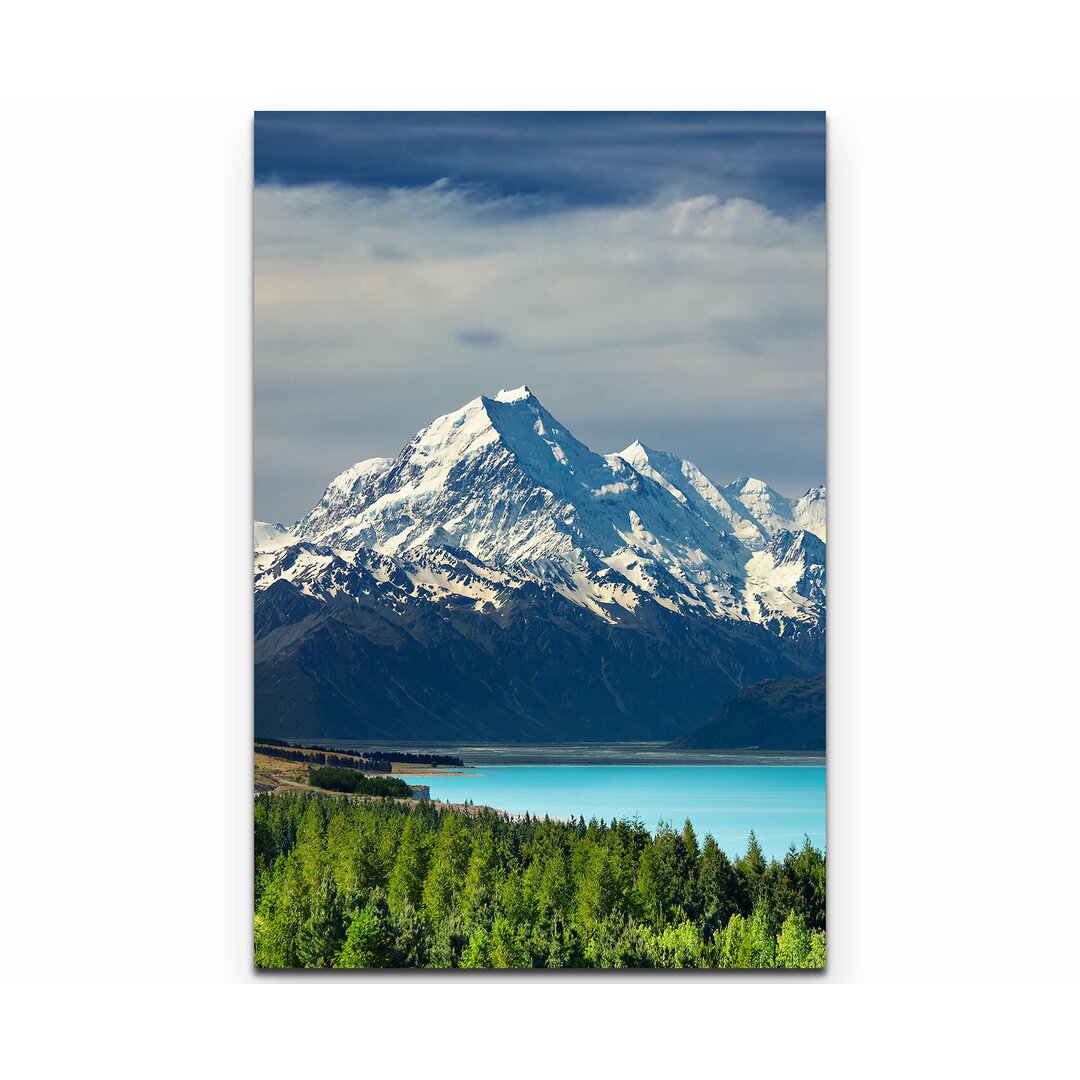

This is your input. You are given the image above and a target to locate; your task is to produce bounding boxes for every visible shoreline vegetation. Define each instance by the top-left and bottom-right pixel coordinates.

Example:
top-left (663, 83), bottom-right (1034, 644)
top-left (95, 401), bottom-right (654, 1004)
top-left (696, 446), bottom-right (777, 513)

top-left (254, 791), bottom-right (825, 969)
top-left (306, 767), bottom-right (415, 799)
top-left (254, 740), bottom-right (468, 774)
top-left (254, 751), bottom-right (467, 794)
top-left (284, 739), bottom-right (824, 768)
top-left (254, 752), bottom-right (510, 820)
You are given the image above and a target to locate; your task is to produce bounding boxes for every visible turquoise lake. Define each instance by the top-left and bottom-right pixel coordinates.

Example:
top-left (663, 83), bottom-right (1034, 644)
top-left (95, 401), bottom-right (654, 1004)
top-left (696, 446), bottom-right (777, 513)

top-left (403, 764), bottom-right (825, 860)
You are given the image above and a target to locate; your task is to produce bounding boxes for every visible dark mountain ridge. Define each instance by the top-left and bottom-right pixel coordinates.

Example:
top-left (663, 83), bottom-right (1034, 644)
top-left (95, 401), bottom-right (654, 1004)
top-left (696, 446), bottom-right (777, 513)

top-left (675, 674), bottom-right (826, 751)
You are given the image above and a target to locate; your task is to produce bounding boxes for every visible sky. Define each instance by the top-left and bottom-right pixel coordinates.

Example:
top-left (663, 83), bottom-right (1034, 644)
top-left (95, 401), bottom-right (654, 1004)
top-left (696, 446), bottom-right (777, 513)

top-left (254, 112), bottom-right (825, 525)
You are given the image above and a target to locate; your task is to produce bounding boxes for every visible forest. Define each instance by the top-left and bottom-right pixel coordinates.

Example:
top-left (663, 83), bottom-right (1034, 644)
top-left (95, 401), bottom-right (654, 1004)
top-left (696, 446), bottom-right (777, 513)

top-left (307, 767), bottom-right (413, 797)
top-left (255, 744), bottom-right (393, 773)
top-left (364, 750), bottom-right (466, 768)
top-left (254, 793), bottom-right (825, 969)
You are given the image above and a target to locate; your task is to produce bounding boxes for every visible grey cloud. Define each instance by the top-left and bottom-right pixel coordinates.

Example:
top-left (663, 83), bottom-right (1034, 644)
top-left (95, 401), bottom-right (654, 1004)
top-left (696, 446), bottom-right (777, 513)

top-left (255, 184), bottom-right (825, 524)
top-left (456, 329), bottom-right (504, 347)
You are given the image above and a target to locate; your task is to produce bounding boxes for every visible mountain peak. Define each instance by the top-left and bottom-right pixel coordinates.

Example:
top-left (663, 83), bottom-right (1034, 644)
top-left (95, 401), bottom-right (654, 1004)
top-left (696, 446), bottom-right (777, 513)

top-left (493, 385), bottom-right (534, 404)
top-left (733, 475), bottom-right (769, 493)
top-left (619, 438), bottom-right (650, 461)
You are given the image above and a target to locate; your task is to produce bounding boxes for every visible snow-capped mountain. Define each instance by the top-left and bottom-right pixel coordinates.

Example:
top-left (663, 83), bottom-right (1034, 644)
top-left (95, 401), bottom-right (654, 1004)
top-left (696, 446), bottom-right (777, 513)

top-left (254, 387), bottom-right (825, 742)
top-left (793, 486), bottom-right (827, 541)
top-left (253, 520), bottom-right (294, 552)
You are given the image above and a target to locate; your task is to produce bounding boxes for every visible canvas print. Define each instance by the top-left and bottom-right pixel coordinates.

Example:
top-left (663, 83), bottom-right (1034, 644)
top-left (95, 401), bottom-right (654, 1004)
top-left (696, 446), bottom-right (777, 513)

top-left (253, 112), bottom-right (826, 969)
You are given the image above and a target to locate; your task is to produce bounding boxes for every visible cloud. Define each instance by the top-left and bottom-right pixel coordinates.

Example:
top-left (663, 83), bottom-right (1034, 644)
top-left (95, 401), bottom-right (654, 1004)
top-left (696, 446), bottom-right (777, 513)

top-left (455, 328), bottom-right (504, 347)
top-left (254, 112), bottom-right (826, 214)
top-left (255, 183), bottom-right (825, 523)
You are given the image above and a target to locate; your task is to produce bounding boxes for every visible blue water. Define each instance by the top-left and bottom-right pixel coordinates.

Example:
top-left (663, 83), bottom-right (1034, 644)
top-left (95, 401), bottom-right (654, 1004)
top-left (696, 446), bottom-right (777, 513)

top-left (411, 765), bottom-right (825, 861)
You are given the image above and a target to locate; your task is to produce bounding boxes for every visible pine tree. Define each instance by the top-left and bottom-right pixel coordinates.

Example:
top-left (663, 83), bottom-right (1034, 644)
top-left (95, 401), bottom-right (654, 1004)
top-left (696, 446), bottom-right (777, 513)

top-left (735, 829), bottom-right (767, 910)
top-left (698, 835), bottom-right (740, 933)
top-left (463, 828), bottom-right (498, 917)
top-left (577, 846), bottom-right (619, 925)
top-left (459, 927), bottom-right (489, 968)
top-left (681, 818), bottom-right (699, 862)
top-left (387, 814), bottom-right (428, 917)
top-left (537, 848), bottom-right (573, 920)
top-left (488, 918), bottom-right (531, 968)
top-left (738, 899), bottom-right (777, 968)
top-left (807, 929), bottom-right (827, 968)
top-left (297, 799), bottom-right (328, 891)
top-left (775, 910), bottom-right (812, 968)
top-left (719, 913), bottom-right (746, 968)
top-left (336, 894), bottom-right (394, 968)
top-left (634, 842), bottom-right (669, 927)
top-left (422, 812), bottom-right (472, 922)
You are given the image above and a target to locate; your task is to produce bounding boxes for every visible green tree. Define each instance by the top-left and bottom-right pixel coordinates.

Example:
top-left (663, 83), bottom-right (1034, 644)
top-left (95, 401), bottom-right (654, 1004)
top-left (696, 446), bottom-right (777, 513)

top-left (649, 920), bottom-right (704, 969)
top-left (698, 835), bottom-right (740, 933)
top-left (719, 913), bottom-right (746, 969)
top-left (387, 814), bottom-right (428, 917)
top-left (681, 818), bottom-right (699, 864)
top-left (326, 811), bottom-right (362, 903)
top-left (634, 841), bottom-right (671, 927)
top-left (422, 812), bottom-right (472, 922)
top-left (577, 846), bottom-right (620, 925)
top-left (488, 918), bottom-right (531, 968)
top-left (294, 870), bottom-right (347, 968)
top-left (787, 836), bottom-right (827, 929)
top-left (296, 799), bottom-right (328, 890)
top-left (775, 910), bottom-right (812, 968)
top-left (499, 870), bottom-right (537, 930)
top-left (254, 853), bottom-right (298, 968)
top-left (463, 827), bottom-right (499, 917)
top-left (336, 894), bottom-right (394, 968)
top-left (537, 848), bottom-right (574, 917)
top-left (735, 830), bottom-right (767, 910)
top-left (459, 927), bottom-right (489, 968)
top-left (737, 899), bottom-right (777, 968)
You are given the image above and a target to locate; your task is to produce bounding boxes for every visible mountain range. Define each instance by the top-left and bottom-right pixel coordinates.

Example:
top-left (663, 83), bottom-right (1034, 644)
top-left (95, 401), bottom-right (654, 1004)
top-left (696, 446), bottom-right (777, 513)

top-left (254, 387), bottom-right (825, 742)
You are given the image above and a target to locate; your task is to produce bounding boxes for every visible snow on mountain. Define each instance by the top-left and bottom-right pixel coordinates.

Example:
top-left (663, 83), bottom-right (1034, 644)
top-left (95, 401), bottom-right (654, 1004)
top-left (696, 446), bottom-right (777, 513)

top-left (254, 520), bottom-right (294, 553)
top-left (296, 456), bottom-right (393, 537)
top-left (254, 540), bottom-right (526, 612)
top-left (261, 387), bottom-right (825, 633)
top-left (722, 476), bottom-right (796, 535)
top-left (794, 485), bottom-right (827, 541)
top-left (743, 529), bottom-right (826, 628)
top-left (618, 440), bottom-right (771, 549)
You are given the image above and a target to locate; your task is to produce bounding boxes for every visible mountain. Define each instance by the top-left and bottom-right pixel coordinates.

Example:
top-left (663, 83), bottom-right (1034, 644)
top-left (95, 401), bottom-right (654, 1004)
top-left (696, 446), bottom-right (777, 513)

top-left (616, 441), bottom-right (771, 549)
top-left (793, 486), bottom-right (826, 541)
top-left (254, 520), bottom-right (292, 552)
top-left (254, 387), bottom-right (826, 741)
top-left (675, 674), bottom-right (826, 750)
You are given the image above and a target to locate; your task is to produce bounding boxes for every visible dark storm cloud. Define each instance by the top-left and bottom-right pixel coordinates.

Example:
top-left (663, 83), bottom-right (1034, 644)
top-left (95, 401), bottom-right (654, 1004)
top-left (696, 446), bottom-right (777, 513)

top-left (255, 111), bottom-right (825, 214)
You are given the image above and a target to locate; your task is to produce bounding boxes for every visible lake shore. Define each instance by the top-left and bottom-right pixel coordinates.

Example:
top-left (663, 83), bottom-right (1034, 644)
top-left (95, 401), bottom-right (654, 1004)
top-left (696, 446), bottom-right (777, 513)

top-left (388, 762), bottom-right (470, 777)
top-left (255, 745), bottom-right (825, 858)
top-left (300, 739), bottom-right (824, 768)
